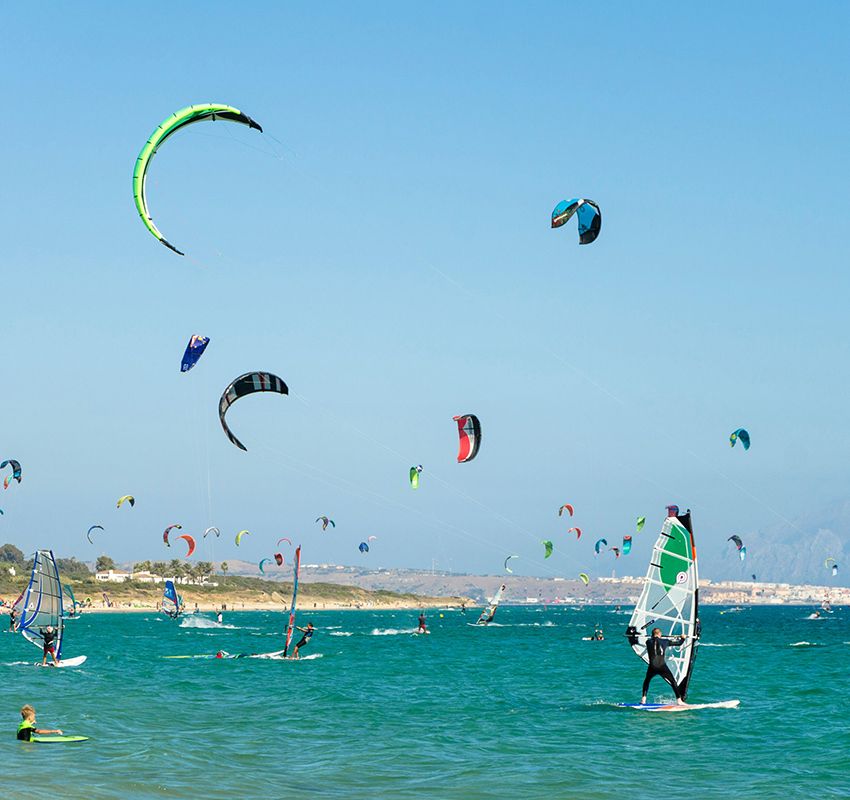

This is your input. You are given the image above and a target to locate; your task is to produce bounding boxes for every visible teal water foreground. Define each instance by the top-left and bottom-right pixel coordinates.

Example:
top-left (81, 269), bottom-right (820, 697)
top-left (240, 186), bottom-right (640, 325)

top-left (2, 605), bottom-right (848, 799)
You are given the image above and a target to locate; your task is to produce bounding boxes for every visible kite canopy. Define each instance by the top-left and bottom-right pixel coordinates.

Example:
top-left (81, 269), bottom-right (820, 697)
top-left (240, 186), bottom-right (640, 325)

top-left (610, 546), bottom-right (621, 559)
top-left (178, 534), bottom-right (196, 558)
top-left (117, 495), bottom-right (135, 509)
top-left (504, 554), bottom-right (519, 574)
top-left (558, 504), bottom-right (574, 517)
top-left (542, 540), bottom-right (554, 559)
top-left (453, 415), bottom-right (481, 463)
top-left (235, 530), bottom-right (250, 547)
top-left (636, 516), bottom-right (646, 533)
top-left (203, 527), bottom-right (221, 538)
top-left (274, 553), bottom-right (284, 566)
top-left (133, 104), bottom-right (263, 255)
top-left (181, 335), bottom-right (210, 373)
top-left (258, 558), bottom-right (272, 574)
top-left (359, 542), bottom-right (369, 553)
top-left (727, 535), bottom-right (744, 551)
top-left (315, 516), bottom-right (335, 531)
top-left (568, 527), bottom-right (582, 540)
top-left (730, 428), bottom-right (750, 450)
top-left (594, 538), bottom-right (608, 555)
top-left (622, 535), bottom-right (632, 555)
top-left (551, 198), bottom-right (602, 245)
top-left (666, 504), bottom-right (679, 517)
top-left (409, 465), bottom-right (422, 489)
top-left (579, 573), bottom-right (589, 586)
top-left (219, 372), bottom-right (289, 451)
top-left (276, 537), bottom-right (292, 548)
top-left (1, 460), bottom-right (22, 489)
top-left (738, 546), bottom-right (747, 562)
top-left (86, 525), bottom-right (104, 545)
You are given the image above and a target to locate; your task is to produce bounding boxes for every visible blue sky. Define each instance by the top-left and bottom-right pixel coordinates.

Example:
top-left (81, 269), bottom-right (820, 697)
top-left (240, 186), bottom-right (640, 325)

top-left (1, 4), bottom-right (849, 582)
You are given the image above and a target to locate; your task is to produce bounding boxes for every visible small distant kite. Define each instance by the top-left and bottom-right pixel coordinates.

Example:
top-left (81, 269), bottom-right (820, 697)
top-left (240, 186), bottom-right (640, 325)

top-left (558, 504), bottom-right (574, 518)
top-left (409, 465), bottom-right (423, 489)
top-left (738, 546), bottom-right (747, 562)
top-left (359, 542), bottom-right (369, 554)
top-left (551, 198), bottom-right (602, 245)
top-left (666, 505), bottom-right (679, 517)
top-left (258, 558), bottom-right (272, 574)
top-left (622, 535), bottom-right (632, 555)
top-left (367, 535), bottom-right (378, 543)
top-left (727, 535), bottom-right (744, 551)
top-left (315, 516), bottom-right (335, 531)
top-left (163, 524), bottom-right (183, 547)
top-left (1, 460), bottom-right (21, 489)
top-left (218, 371), bottom-right (289, 451)
top-left (636, 516), bottom-right (646, 533)
top-left (504, 555), bottom-right (519, 574)
top-left (117, 495), bottom-right (135, 509)
top-left (594, 538), bottom-right (608, 555)
top-left (453, 414), bottom-right (482, 463)
top-left (178, 534), bottom-right (196, 558)
top-left (568, 527), bottom-right (582, 540)
top-left (203, 527), bottom-right (221, 538)
top-left (825, 557), bottom-right (838, 576)
top-left (181, 335), bottom-right (210, 372)
top-left (274, 553), bottom-right (284, 566)
top-left (579, 573), bottom-right (589, 586)
top-left (542, 540), bottom-right (554, 559)
top-left (730, 428), bottom-right (750, 450)
top-left (610, 547), bottom-right (621, 559)
top-left (276, 537), bottom-right (292, 548)
top-left (235, 530), bottom-right (250, 547)
top-left (86, 525), bottom-right (104, 545)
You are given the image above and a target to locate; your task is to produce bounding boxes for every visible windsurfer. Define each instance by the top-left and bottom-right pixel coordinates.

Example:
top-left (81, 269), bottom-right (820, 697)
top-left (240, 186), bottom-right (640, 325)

top-left (8, 607), bottom-right (16, 632)
top-left (291, 622), bottom-right (314, 659)
top-left (39, 625), bottom-right (60, 666)
top-left (641, 628), bottom-right (686, 704)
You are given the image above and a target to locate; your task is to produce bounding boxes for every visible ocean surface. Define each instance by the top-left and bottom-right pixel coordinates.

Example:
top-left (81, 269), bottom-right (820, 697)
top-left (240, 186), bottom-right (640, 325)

top-left (2, 604), bottom-right (848, 799)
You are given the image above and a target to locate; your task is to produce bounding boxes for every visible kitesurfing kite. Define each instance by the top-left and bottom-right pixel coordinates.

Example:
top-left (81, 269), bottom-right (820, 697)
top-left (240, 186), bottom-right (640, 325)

top-left (738, 546), bottom-right (747, 562)
top-left (178, 534), bottom-right (196, 558)
top-left (568, 527), bottom-right (582, 540)
top-left (504, 555), bottom-right (519, 574)
top-left (551, 198), bottom-right (602, 245)
top-left (453, 414), bottom-right (481, 463)
top-left (274, 553), bottom-right (284, 566)
top-left (276, 537), bottom-right (292, 548)
top-left (727, 535), bottom-right (744, 551)
top-left (558, 504), bottom-right (574, 517)
top-left (359, 541), bottom-right (369, 553)
top-left (622, 535), bottom-right (632, 555)
top-left (610, 546), bottom-right (621, 559)
top-left (666, 505), bottom-right (679, 517)
top-left (181, 335), bottom-right (210, 373)
top-left (258, 558), bottom-right (272, 574)
top-left (315, 516), bottom-right (335, 531)
top-left (163, 524), bottom-right (182, 547)
top-left (730, 428), bottom-right (750, 450)
top-left (579, 573), bottom-right (589, 586)
top-left (86, 525), bottom-right (104, 545)
top-left (117, 495), bottom-right (135, 509)
top-left (1, 460), bottom-right (21, 489)
top-left (367, 535), bottom-right (378, 543)
top-left (203, 527), bottom-right (220, 538)
top-left (636, 516), bottom-right (646, 533)
top-left (219, 372), bottom-right (288, 451)
top-left (133, 104), bottom-right (263, 255)
top-left (409, 465), bottom-right (422, 489)
top-left (542, 540), bottom-right (554, 559)
top-left (235, 530), bottom-right (250, 547)
top-left (594, 538), bottom-right (608, 555)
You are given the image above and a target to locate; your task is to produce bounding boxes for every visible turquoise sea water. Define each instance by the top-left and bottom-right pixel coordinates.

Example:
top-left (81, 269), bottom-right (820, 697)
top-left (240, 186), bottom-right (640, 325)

top-left (2, 605), bottom-right (848, 799)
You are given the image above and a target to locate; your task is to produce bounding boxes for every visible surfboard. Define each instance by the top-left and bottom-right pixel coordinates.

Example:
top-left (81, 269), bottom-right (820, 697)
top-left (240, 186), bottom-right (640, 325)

top-left (37, 655), bottom-right (87, 668)
top-left (30, 735), bottom-right (89, 743)
top-left (617, 700), bottom-right (740, 712)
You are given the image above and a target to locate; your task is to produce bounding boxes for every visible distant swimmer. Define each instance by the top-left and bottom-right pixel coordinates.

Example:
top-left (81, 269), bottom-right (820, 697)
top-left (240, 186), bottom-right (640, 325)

top-left (641, 628), bottom-right (686, 705)
top-left (39, 625), bottom-right (60, 667)
top-left (417, 612), bottom-right (428, 634)
top-left (17, 705), bottom-right (62, 741)
top-left (291, 622), bottom-right (315, 659)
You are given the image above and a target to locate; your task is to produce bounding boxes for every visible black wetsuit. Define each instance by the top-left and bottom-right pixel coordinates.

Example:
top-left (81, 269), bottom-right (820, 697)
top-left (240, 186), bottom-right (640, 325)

top-left (40, 627), bottom-right (57, 656)
top-left (294, 627), bottom-right (313, 651)
top-left (642, 636), bottom-right (685, 699)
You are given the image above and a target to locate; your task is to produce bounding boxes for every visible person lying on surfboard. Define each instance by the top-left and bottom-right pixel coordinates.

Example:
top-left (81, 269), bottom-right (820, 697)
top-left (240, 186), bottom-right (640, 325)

top-left (39, 625), bottom-right (60, 667)
top-left (17, 705), bottom-right (62, 741)
top-left (291, 622), bottom-right (314, 659)
top-left (641, 628), bottom-right (686, 705)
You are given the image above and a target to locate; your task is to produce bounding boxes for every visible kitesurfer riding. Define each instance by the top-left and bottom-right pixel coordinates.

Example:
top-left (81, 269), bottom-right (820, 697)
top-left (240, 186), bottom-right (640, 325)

top-left (39, 625), bottom-right (60, 667)
top-left (641, 628), bottom-right (686, 705)
top-left (417, 612), bottom-right (428, 634)
top-left (291, 622), bottom-right (314, 659)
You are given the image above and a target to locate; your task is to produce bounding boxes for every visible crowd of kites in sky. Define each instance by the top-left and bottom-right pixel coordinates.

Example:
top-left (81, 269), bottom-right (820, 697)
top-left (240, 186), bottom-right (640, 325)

top-left (0, 103), bottom-right (840, 583)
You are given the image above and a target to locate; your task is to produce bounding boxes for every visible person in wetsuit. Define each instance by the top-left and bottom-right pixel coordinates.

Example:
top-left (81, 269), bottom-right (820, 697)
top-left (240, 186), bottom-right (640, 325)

top-left (40, 625), bottom-right (59, 666)
top-left (8, 607), bottom-right (16, 632)
top-left (641, 627), bottom-right (686, 704)
top-left (291, 622), bottom-right (314, 659)
top-left (17, 705), bottom-right (62, 741)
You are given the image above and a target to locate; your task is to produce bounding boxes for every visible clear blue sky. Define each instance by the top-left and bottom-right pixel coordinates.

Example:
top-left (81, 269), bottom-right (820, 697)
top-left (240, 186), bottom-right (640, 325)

top-left (2, 3), bottom-right (849, 582)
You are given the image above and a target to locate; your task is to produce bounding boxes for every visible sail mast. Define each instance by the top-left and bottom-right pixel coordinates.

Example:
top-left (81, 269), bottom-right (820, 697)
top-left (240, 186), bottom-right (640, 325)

top-left (12, 550), bottom-right (65, 660)
top-left (282, 545), bottom-right (302, 657)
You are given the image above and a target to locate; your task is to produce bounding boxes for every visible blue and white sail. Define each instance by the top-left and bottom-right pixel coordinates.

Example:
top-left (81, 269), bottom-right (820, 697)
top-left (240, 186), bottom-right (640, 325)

top-left (12, 550), bottom-right (65, 659)
top-left (62, 584), bottom-right (80, 618)
top-left (161, 580), bottom-right (181, 618)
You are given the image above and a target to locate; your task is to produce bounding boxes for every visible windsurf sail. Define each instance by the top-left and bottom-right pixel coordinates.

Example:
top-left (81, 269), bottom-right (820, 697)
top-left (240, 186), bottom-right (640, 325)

top-left (62, 584), bottom-right (80, 617)
top-left (12, 550), bottom-right (65, 660)
top-left (625, 511), bottom-right (700, 700)
top-left (161, 580), bottom-right (180, 618)
top-left (282, 545), bottom-right (302, 657)
top-left (475, 584), bottom-right (506, 625)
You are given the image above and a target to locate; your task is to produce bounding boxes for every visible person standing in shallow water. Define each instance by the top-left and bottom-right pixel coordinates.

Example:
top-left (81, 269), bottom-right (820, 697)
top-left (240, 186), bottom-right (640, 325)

top-left (641, 628), bottom-right (686, 705)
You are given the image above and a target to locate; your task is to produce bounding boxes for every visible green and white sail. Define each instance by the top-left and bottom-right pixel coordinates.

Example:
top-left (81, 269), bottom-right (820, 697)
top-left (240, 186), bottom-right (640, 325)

top-left (626, 512), bottom-right (700, 699)
top-left (12, 550), bottom-right (65, 659)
